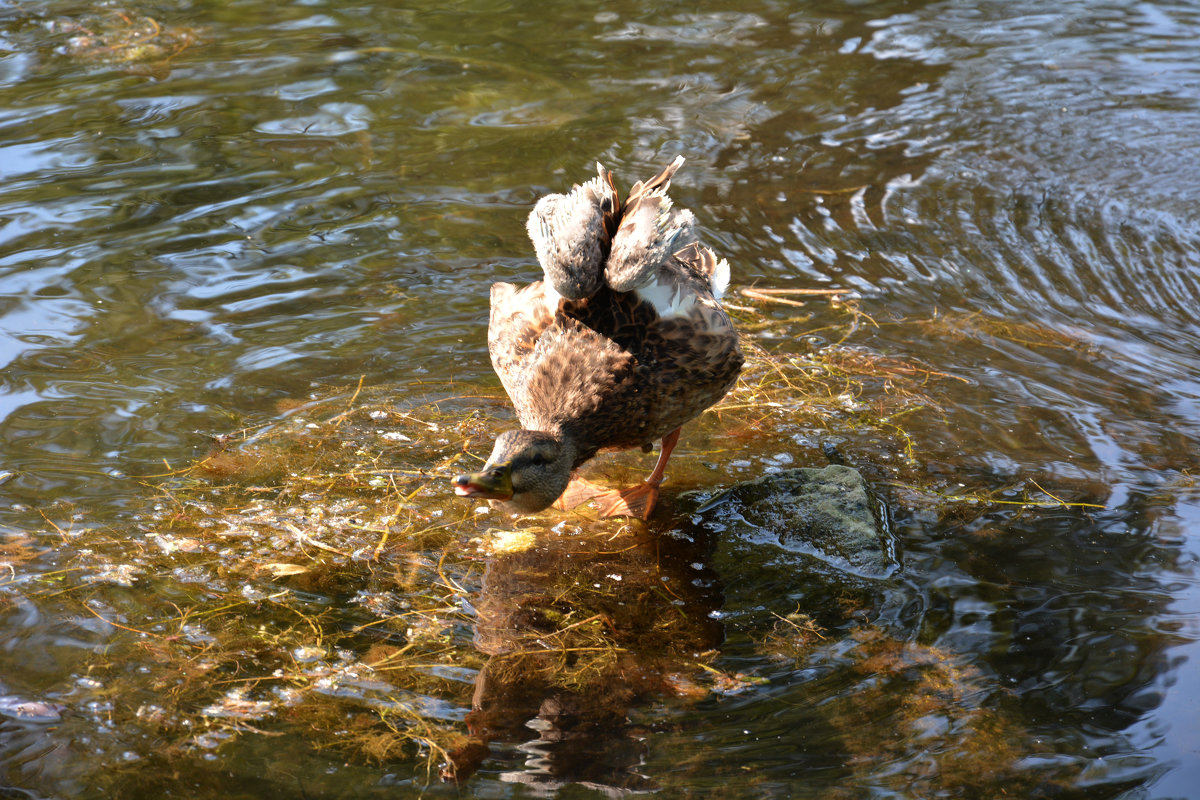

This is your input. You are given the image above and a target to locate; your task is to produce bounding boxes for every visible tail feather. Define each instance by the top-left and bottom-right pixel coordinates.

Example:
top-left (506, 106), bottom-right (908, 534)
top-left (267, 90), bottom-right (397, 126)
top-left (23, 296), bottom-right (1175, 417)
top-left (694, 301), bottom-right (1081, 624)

top-left (626, 155), bottom-right (685, 203)
top-left (671, 242), bottom-right (731, 300)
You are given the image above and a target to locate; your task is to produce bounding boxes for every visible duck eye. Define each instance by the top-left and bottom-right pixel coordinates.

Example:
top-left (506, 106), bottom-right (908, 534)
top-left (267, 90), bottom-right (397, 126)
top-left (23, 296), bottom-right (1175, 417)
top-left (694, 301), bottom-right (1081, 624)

top-left (529, 453), bottom-right (547, 467)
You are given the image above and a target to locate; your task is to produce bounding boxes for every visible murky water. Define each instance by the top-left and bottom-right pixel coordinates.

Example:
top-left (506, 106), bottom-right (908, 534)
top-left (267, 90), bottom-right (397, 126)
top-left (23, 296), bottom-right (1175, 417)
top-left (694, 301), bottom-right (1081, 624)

top-left (3, 0), bottom-right (1200, 797)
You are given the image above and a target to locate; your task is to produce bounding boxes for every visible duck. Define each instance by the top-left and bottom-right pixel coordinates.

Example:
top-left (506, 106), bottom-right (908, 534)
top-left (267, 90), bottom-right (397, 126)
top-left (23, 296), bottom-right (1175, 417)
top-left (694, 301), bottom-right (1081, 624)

top-left (452, 156), bottom-right (743, 519)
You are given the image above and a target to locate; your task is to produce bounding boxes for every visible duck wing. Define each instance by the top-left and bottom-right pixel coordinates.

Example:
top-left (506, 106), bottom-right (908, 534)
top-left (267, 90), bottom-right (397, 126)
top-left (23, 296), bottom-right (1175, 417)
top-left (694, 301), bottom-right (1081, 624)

top-left (488, 281), bottom-right (556, 406)
top-left (605, 156), bottom-right (698, 292)
top-left (665, 241), bottom-right (731, 301)
top-left (488, 281), bottom-right (638, 444)
top-left (525, 164), bottom-right (619, 300)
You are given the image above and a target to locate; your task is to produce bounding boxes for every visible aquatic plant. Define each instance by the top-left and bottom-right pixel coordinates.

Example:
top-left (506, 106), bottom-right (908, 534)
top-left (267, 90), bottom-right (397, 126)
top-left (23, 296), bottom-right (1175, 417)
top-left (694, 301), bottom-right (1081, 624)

top-left (3, 296), bottom-right (1100, 793)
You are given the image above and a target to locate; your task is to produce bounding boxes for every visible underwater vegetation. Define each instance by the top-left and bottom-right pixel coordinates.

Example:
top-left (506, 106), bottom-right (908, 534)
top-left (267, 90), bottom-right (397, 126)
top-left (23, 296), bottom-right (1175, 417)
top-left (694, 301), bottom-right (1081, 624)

top-left (1, 295), bottom-right (1105, 795)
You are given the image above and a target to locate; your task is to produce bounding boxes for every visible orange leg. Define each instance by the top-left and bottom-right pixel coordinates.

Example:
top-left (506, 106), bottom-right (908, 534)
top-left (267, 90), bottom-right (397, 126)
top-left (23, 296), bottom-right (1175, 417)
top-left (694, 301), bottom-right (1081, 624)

top-left (552, 429), bottom-right (683, 520)
top-left (595, 428), bottom-right (681, 520)
top-left (646, 427), bottom-right (680, 485)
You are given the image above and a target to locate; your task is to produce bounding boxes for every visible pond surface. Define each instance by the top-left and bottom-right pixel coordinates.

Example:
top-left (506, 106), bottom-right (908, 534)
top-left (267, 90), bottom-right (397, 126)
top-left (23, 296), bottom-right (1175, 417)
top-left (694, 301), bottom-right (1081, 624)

top-left (3, 0), bottom-right (1200, 797)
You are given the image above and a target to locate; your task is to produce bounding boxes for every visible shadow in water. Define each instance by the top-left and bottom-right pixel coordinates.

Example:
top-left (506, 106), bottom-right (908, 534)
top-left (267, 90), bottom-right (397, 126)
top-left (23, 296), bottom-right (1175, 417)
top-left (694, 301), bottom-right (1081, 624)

top-left (444, 521), bottom-right (722, 792)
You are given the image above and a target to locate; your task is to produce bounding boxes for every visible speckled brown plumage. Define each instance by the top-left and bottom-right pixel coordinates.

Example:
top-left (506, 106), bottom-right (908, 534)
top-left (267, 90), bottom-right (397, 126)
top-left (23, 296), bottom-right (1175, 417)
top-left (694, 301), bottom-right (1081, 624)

top-left (456, 156), bottom-right (743, 518)
top-left (489, 278), bottom-right (741, 467)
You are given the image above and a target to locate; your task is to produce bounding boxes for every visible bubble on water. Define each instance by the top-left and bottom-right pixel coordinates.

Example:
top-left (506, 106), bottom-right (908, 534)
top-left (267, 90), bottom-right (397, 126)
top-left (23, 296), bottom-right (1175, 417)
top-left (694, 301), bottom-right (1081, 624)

top-left (293, 645), bottom-right (325, 663)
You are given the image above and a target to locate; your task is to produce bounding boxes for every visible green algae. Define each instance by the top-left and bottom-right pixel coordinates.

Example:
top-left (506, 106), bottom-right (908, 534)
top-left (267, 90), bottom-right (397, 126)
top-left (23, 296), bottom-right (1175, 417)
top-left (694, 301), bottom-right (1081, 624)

top-left (1, 300), bottom-right (1101, 795)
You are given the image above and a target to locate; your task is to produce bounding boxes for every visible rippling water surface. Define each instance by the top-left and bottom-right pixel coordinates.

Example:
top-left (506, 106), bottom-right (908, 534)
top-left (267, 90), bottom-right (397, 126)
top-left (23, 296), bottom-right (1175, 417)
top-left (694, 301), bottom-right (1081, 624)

top-left (3, 0), bottom-right (1200, 797)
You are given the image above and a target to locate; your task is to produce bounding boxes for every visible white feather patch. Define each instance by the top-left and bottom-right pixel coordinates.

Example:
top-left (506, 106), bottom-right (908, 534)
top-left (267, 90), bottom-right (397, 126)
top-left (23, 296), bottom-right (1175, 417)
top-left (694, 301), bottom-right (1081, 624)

top-left (635, 278), bottom-right (696, 319)
top-left (711, 257), bottom-right (731, 301)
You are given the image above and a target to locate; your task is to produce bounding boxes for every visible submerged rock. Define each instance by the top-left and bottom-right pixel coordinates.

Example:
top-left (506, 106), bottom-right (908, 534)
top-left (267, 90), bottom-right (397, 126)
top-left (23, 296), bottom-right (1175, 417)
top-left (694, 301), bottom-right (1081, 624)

top-left (680, 465), bottom-right (896, 579)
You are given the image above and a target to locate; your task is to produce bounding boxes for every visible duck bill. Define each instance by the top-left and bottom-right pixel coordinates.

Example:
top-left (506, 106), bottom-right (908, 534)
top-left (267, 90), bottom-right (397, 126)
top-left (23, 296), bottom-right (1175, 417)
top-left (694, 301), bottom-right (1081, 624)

top-left (452, 464), bottom-right (513, 501)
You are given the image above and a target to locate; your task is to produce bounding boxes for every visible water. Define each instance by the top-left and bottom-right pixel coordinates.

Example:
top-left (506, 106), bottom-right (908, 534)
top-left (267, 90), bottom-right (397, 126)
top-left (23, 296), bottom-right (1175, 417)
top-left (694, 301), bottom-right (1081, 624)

top-left (3, 0), bottom-right (1200, 797)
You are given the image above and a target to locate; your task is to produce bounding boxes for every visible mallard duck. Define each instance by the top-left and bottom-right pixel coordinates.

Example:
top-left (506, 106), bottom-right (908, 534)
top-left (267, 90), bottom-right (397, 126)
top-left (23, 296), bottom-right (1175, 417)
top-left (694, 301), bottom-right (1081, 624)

top-left (452, 156), bottom-right (743, 519)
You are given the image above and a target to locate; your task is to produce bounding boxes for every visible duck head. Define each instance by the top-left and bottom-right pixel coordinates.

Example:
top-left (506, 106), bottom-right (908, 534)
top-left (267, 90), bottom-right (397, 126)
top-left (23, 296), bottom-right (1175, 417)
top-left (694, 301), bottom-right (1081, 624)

top-left (453, 430), bottom-right (575, 513)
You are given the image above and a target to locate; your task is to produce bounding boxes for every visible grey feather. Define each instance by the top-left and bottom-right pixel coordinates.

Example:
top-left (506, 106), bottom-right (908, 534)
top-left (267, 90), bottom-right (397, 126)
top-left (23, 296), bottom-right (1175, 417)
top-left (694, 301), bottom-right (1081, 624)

top-left (525, 170), bottom-right (616, 300)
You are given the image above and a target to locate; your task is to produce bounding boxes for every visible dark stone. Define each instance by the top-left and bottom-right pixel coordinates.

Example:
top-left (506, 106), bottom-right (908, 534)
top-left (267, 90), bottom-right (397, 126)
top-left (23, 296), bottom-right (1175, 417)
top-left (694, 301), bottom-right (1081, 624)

top-left (680, 465), bottom-right (896, 579)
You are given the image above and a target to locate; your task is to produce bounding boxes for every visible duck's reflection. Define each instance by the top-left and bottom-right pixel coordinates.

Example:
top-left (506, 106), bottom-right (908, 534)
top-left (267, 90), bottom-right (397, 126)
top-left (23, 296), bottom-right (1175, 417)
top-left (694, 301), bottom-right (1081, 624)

top-left (445, 520), bottom-right (721, 791)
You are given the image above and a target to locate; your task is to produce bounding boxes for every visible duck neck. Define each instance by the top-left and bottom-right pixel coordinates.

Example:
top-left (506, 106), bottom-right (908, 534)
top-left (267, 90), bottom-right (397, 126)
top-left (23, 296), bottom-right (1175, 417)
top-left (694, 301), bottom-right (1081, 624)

top-left (545, 426), bottom-right (579, 471)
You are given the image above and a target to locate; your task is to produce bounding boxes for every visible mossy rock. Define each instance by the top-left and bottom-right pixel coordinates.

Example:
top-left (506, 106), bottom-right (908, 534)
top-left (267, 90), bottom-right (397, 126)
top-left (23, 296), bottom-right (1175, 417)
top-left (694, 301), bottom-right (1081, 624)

top-left (679, 465), bottom-right (897, 579)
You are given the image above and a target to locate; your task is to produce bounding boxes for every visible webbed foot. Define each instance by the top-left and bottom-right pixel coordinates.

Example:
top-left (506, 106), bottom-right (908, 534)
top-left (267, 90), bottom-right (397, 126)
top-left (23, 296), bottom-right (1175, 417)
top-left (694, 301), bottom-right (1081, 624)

top-left (553, 476), bottom-right (661, 520)
top-left (594, 481), bottom-right (661, 520)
